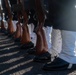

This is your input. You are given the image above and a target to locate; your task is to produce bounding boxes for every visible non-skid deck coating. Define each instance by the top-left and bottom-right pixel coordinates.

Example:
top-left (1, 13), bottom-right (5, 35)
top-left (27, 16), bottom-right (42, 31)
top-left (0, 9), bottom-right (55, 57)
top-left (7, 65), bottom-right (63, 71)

top-left (0, 32), bottom-right (76, 75)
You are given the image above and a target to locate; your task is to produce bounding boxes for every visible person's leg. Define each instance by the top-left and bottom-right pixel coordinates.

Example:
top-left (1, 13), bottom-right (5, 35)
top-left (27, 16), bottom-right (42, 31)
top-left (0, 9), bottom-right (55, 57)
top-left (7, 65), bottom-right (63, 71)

top-left (7, 19), bottom-right (16, 35)
top-left (12, 20), bottom-right (18, 32)
top-left (1, 20), bottom-right (6, 32)
top-left (44, 26), bottom-right (52, 53)
top-left (33, 27), bottom-right (62, 62)
top-left (33, 27), bottom-right (51, 62)
top-left (3, 20), bottom-right (8, 30)
top-left (59, 30), bottom-right (76, 63)
top-left (43, 30), bottom-right (76, 71)
top-left (8, 20), bottom-right (17, 37)
top-left (35, 28), bottom-right (44, 55)
top-left (27, 24), bottom-right (32, 37)
top-left (51, 29), bottom-right (62, 57)
top-left (20, 10), bottom-right (34, 45)
top-left (37, 27), bottom-right (48, 54)
top-left (31, 24), bottom-right (37, 46)
top-left (21, 25), bottom-right (31, 44)
top-left (20, 24), bottom-right (34, 49)
top-left (43, 27), bottom-right (62, 56)
top-left (28, 23), bottom-right (36, 45)
top-left (14, 22), bottom-right (22, 42)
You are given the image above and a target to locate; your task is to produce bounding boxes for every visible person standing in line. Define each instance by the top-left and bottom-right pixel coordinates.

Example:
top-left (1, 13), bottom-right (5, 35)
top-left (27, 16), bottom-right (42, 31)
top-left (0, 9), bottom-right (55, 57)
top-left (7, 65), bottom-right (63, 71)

top-left (43, 0), bottom-right (76, 71)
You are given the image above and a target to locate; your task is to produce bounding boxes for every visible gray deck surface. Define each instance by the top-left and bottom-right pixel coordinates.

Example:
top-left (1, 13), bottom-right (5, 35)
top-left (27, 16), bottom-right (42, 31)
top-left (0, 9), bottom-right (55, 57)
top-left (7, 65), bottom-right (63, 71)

top-left (0, 32), bottom-right (76, 75)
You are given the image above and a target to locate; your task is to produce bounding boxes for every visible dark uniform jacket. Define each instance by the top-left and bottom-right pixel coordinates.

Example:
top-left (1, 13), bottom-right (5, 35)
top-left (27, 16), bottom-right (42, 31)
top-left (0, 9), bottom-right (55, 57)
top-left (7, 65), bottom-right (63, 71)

top-left (48, 0), bottom-right (76, 31)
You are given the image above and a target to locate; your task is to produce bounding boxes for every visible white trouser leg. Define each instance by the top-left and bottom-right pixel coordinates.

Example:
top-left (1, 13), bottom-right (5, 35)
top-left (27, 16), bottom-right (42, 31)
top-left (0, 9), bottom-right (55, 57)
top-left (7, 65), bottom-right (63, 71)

top-left (3, 20), bottom-right (8, 29)
top-left (44, 26), bottom-right (52, 53)
top-left (27, 24), bottom-right (31, 35)
top-left (51, 29), bottom-right (62, 56)
top-left (28, 23), bottom-right (36, 46)
top-left (59, 30), bottom-right (76, 64)
top-left (12, 20), bottom-right (18, 32)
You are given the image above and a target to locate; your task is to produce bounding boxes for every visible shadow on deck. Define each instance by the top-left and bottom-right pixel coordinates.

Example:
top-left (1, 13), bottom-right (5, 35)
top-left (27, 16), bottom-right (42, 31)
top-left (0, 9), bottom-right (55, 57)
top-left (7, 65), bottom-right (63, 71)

top-left (0, 32), bottom-right (75, 75)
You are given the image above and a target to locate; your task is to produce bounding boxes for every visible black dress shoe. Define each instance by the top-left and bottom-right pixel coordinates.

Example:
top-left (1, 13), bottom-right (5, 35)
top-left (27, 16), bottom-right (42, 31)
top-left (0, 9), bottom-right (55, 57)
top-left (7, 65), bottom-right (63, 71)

top-left (8, 32), bottom-right (15, 37)
top-left (1, 29), bottom-right (6, 33)
top-left (33, 52), bottom-right (51, 63)
top-left (4, 30), bottom-right (9, 35)
top-left (20, 42), bottom-right (34, 49)
top-left (43, 58), bottom-right (76, 71)
top-left (14, 38), bottom-right (20, 42)
top-left (27, 47), bottom-right (36, 55)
